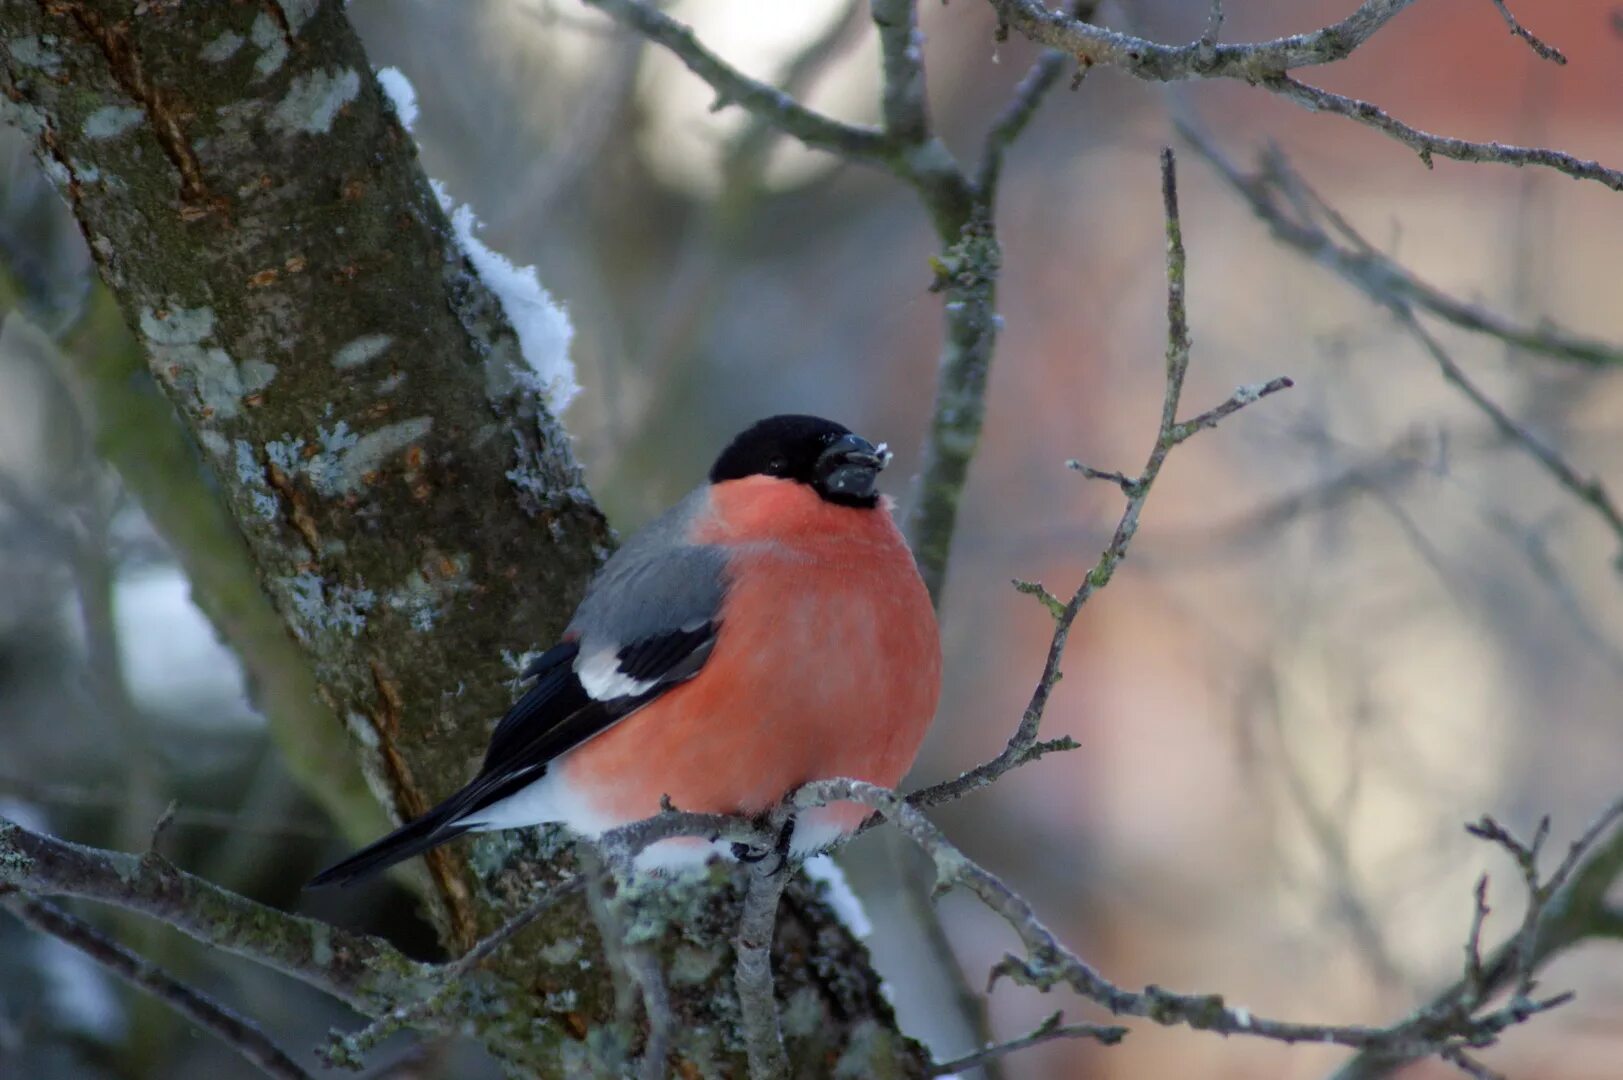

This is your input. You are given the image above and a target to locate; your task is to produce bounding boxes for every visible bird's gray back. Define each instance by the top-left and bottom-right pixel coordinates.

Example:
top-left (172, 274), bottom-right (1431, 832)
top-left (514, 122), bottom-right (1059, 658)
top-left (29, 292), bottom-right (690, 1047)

top-left (567, 486), bottom-right (728, 651)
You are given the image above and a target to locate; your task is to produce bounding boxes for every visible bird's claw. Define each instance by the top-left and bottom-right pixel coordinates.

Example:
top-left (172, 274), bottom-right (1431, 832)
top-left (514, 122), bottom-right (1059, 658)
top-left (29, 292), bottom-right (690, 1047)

top-left (731, 815), bottom-right (796, 875)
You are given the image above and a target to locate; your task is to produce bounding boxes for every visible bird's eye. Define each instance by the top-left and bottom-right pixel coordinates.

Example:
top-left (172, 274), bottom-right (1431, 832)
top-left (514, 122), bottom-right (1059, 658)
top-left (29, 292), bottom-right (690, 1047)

top-left (768, 456), bottom-right (788, 474)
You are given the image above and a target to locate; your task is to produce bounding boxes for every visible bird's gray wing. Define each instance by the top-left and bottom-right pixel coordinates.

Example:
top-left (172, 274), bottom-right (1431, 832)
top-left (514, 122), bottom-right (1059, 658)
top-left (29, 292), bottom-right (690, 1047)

top-left (479, 489), bottom-right (728, 776)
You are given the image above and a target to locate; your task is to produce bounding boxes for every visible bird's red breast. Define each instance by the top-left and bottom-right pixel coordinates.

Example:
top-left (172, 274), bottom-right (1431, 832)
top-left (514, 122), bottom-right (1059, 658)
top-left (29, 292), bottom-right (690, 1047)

top-left (559, 475), bottom-right (941, 842)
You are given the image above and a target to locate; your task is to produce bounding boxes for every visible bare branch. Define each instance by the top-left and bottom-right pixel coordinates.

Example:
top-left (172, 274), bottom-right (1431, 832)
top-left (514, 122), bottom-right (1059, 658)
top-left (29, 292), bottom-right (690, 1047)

top-left (0, 818), bottom-right (426, 1014)
top-left (1175, 126), bottom-right (1623, 562)
top-left (1173, 378), bottom-right (1297, 444)
top-left (974, 49), bottom-right (1067, 198)
top-left (1179, 122), bottom-right (1621, 368)
top-left (1201, 0), bottom-right (1225, 49)
top-left (1264, 76), bottom-right (1623, 190)
top-left (1330, 796), bottom-right (1623, 1079)
top-left (926, 1010), bottom-right (1127, 1076)
top-left (581, 0), bottom-right (888, 164)
top-left (4, 895), bottom-right (313, 1080)
top-left (871, 0), bottom-right (930, 145)
top-left (985, 0), bottom-right (1417, 82)
top-left (911, 150), bottom-right (1292, 809)
top-left (0, 774), bottom-right (328, 839)
top-left (990, 0), bottom-right (1618, 187)
top-left (1066, 461), bottom-right (1137, 493)
top-left (322, 878), bottom-right (587, 1069)
top-left (723, 0), bottom-right (869, 187)
top-left (797, 779), bottom-right (1594, 1069)
top-left (1488, 0), bottom-right (1566, 64)
top-left (1393, 307), bottom-right (1623, 564)
top-left (1462, 875), bottom-right (1491, 1002)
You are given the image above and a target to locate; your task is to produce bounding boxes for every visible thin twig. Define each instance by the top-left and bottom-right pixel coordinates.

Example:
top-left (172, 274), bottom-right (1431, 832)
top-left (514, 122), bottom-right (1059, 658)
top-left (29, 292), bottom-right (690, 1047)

top-left (0, 775), bottom-right (329, 838)
top-left (1201, 0), bottom-right (1224, 48)
top-left (796, 779), bottom-right (1600, 1068)
top-left (722, 0), bottom-right (868, 188)
top-left (871, 0), bottom-right (930, 146)
top-left (1329, 796), bottom-right (1623, 1080)
top-left (986, 0), bottom-right (1619, 188)
top-left (1174, 124), bottom-right (1623, 564)
top-left (1265, 76), bottom-right (1621, 190)
top-left (975, 49), bottom-right (1067, 197)
top-left (1442, 1046), bottom-right (1506, 1080)
top-left (1175, 110), bottom-right (1622, 369)
top-left (321, 877), bottom-right (587, 1068)
top-left (581, 845), bottom-right (641, 1026)
top-left (4, 894), bottom-right (313, 1080)
top-left (1462, 875), bottom-right (1491, 1005)
top-left (910, 149), bottom-right (1292, 810)
top-left (926, 1009), bottom-right (1127, 1076)
top-left (580, 0), bottom-right (888, 163)
top-left (1393, 309), bottom-right (1623, 563)
top-left (1488, 0), bottom-right (1566, 64)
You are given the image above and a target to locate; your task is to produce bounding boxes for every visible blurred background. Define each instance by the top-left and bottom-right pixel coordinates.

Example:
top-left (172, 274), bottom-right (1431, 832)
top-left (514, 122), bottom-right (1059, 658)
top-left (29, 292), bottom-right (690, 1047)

top-left (2, 1), bottom-right (1620, 1077)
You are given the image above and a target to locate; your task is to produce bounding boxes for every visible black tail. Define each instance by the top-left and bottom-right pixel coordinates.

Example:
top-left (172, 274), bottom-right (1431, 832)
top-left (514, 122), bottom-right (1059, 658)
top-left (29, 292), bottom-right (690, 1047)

top-left (306, 807), bottom-right (471, 889)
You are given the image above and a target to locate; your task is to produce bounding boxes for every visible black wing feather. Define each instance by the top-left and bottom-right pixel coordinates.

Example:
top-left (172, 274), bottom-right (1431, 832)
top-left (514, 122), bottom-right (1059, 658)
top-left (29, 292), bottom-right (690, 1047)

top-left (307, 623), bottom-right (717, 888)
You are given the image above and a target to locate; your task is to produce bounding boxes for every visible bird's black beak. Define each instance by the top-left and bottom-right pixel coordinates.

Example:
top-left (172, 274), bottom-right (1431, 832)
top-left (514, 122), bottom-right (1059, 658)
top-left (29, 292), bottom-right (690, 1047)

top-left (816, 433), bottom-right (891, 504)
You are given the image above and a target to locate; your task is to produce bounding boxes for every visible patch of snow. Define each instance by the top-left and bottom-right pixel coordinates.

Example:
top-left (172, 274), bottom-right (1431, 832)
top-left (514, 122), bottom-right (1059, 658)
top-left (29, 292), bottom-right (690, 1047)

top-left (804, 854), bottom-right (872, 939)
top-left (374, 67), bottom-right (418, 132)
top-left (432, 180), bottom-right (578, 414)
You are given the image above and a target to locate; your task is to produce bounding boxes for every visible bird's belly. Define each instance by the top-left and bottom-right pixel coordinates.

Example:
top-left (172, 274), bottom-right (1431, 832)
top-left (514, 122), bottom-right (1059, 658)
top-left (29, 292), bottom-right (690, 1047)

top-left (555, 542), bottom-right (939, 865)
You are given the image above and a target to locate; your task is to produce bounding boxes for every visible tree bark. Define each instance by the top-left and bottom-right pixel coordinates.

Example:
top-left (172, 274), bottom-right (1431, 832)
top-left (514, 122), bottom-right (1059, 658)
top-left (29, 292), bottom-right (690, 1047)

top-left (0, 1), bottom-right (918, 1074)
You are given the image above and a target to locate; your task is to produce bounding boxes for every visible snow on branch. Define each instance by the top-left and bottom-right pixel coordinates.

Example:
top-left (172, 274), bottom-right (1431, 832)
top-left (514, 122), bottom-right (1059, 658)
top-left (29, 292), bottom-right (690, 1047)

top-left (430, 181), bottom-right (580, 414)
top-left (374, 66), bottom-right (419, 132)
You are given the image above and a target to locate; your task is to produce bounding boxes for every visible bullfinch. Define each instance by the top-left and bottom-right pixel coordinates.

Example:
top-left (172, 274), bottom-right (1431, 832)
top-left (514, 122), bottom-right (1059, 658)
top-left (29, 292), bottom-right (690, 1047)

top-left (309, 414), bottom-right (941, 885)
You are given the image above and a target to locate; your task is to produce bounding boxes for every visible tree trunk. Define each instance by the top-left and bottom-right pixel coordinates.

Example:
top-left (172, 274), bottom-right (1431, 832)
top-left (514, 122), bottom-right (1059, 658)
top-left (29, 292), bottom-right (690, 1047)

top-left (0, 1), bottom-right (919, 1074)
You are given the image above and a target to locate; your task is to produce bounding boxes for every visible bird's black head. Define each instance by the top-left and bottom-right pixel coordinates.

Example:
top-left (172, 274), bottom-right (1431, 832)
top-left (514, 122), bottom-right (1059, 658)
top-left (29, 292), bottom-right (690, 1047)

top-left (709, 414), bottom-right (891, 508)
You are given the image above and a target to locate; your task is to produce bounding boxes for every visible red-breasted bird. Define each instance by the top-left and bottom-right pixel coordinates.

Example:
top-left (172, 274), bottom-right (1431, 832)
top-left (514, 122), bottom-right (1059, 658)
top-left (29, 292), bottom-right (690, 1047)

top-left (309, 415), bottom-right (941, 885)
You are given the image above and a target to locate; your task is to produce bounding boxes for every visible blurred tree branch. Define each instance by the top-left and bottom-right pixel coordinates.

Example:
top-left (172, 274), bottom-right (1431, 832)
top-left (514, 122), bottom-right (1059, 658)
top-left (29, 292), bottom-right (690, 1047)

top-left (1178, 124), bottom-right (1622, 369)
top-left (0, 894), bottom-right (314, 1080)
top-left (0, 819), bottom-right (428, 1014)
top-left (989, 0), bottom-right (1623, 190)
top-left (1175, 124), bottom-right (1623, 566)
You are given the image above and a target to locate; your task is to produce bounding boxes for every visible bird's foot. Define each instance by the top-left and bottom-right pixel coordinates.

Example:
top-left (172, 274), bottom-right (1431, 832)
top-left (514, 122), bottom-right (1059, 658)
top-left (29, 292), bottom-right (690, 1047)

top-left (731, 815), bottom-right (796, 875)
